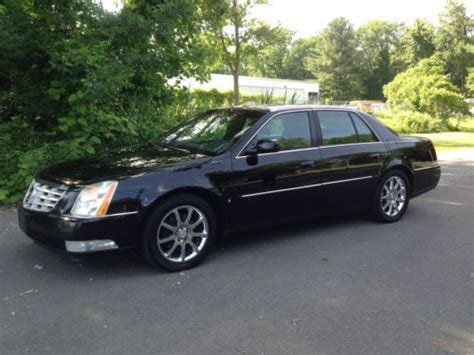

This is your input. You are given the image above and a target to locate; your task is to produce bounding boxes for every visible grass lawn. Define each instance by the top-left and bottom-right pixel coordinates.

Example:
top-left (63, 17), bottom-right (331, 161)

top-left (409, 132), bottom-right (474, 152)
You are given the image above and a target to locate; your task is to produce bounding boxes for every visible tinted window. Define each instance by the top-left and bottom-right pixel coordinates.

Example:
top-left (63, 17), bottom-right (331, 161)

top-left (162, 109), bottom-right (265, 155)
top-left (253, 112), bottom-right (311, 152)
top-left (350, 113), bottom-right (377, 143)
top-left (318, 111), bottom-right (358, 145)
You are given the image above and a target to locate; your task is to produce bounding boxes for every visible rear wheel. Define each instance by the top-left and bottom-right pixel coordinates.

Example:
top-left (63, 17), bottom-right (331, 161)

top-left (372, 170), bottom-right (411, 223)
top-left (141, 194), bottom-right (216, 271)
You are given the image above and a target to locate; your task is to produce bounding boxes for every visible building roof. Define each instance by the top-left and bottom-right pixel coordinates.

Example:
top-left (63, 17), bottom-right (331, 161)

top-left (171, 74), bottom-right (319, 93)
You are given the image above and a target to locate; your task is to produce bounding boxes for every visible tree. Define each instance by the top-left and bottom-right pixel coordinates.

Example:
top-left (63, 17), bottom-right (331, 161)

top-left (282, 37), bottom-right (319, 80)
top-left (358, 20), bottom-right (405, 100)
top-left (401, 19), bottom-right (436, 67)
top-left (0, 0), bottom-right (216, 131)
top-left (435, 0), bottom-right (474, 91)
top-left (209, 0), bottom-right (289, 104)
top-left (467, 68), bottom-right (474, 96)
top-left (306, 18), bottom-right (362, 102)
top-left (383, 56), bottom-right (469, 126)
top-left (241, 24), bottom-right (294, 79)
top-left (0, 0), bottom-right (219, 202)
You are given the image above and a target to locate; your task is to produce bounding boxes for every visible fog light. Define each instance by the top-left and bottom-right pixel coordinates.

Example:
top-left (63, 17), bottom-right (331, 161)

top-left (65, 240), bottom-right (118, 253)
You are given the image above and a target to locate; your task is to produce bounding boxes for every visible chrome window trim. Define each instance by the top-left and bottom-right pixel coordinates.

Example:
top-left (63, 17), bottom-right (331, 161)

top-left (241, 175), bottom-right (375, 198)
top-left (315, 110), bottom-right (383, 148)
top-left (319, 141), bottom-right (383, 149)
top-left (235, 146), bottom-right (320, 159)
top-left (235, 141), bottom-right (384, 159)
top-left (235, 109), bottom-right (313, 158)
top-left (235, 109), bottom-right (386, 159)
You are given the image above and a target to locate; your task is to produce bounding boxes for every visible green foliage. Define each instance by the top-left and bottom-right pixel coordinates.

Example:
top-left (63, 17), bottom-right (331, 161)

top-left (306, 18), bottom-right (363, 101)
top-left (435, 0), bottom-right (473, 91)
top-left (160, 89), bottom-right (283, 124)
top-left (421, 87), bottom-right (470, 119)
top-left (383, 57), bottom-right (470, 128)
top-left (0, 0), bottom-right (219, 203)
top-left (1, 0), bottom-right (473, 204)
top-left (466, 69), bottom-right (474, 96)
top-left (375, 109), bottom-right (448, 133)
top-left (207, 0), bottom-right (283, 104)
top-left (281, 37), bottom-right (319, 80)
top-left (241, 25), bottom-right (294, 78)
top-left (401, 19), bottom-right (436, 67)
top-left (357, 20), bottom-right (406, 100)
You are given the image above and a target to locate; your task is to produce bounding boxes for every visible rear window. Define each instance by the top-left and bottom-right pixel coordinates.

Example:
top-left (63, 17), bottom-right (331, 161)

top-left (350, 113), bottom-right (377, 143)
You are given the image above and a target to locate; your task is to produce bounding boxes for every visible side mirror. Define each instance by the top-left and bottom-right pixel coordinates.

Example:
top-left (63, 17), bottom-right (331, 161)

top-left (247, 139), bottom-right (280, 155)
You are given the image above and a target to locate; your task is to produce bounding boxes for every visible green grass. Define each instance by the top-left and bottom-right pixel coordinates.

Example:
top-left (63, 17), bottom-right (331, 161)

top-left (457, 117), bottom-right (474, 132)
top-left (410, 132), bottom-right (474, 152)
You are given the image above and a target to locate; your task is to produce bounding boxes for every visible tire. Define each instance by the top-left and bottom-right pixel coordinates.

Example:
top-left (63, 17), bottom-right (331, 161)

top-left (141, 194), bottom-right (216, 271)
top-left (371, 169), bottom-right (411, 223)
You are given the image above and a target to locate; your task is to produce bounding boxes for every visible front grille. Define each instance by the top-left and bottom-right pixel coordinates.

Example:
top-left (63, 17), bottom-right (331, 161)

top-left (23, 180), bottom-right (67, 213)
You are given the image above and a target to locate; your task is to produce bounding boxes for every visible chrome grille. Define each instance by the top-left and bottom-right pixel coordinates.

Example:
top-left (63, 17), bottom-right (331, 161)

top-left (23, 180), bottom-right (67, 213)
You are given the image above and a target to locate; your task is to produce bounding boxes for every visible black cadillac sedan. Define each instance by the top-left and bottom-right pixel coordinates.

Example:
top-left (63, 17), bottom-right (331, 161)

top-left (19, 106), bottom-right (441, 271)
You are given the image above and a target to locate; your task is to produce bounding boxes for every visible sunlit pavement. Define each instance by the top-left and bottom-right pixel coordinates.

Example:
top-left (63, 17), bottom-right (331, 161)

top-left (0, 156), bottom-right (473, 354)
top-left (438, 148), bottom-right (474, 161)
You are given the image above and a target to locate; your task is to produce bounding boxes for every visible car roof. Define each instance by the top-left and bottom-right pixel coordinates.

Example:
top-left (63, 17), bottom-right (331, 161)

top-left (234, 104), bottom-right (361, 113)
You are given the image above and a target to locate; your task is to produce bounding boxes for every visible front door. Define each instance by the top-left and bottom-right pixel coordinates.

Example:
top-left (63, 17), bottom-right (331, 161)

top-left (228, 111), bottom-right (323, 230)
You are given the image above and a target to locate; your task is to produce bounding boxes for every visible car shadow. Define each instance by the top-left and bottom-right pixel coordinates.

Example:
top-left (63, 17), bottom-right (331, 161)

top-left (216, 211), bottom-right (368, 251)
top-left (17, 210), bottom-right (370, 278)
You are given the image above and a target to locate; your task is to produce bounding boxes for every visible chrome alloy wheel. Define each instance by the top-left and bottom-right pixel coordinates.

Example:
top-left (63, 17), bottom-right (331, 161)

top-left (156, 205), bottom-right (209, 263)
top-left (380, 176), bottom-right (407, 217)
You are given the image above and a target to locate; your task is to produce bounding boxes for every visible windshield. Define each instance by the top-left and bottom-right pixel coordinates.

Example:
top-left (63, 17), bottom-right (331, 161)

top-left (160, 109), bottom-right (266, 155)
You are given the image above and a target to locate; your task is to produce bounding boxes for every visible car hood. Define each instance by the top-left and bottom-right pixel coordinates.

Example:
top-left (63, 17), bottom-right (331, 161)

top-left (38, 143), bottom-right (211, 186)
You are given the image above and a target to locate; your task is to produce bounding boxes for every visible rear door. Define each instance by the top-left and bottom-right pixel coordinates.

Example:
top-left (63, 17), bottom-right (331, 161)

top-left (228, 110), bottom-right (323, 229)
top-left (314, 110), bottom-right (389, 209)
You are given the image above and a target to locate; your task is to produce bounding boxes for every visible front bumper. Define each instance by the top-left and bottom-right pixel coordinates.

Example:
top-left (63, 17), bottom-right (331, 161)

top-left (18, 207), bottom-right (140, 253)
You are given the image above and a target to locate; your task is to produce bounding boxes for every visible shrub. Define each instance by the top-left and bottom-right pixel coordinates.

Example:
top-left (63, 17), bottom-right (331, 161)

top-left (0, 0), bottom-right (221, 204)
top-left (383, 57), bottom-right (470, 127)
top-left (420, 88), bottom-right (470, 121)
top-left (374, 109), bottom-right (447, 133)
top-left (159, 88), bottom-right (285, 125)
top-left (0, 88), bottom-right (284, 204)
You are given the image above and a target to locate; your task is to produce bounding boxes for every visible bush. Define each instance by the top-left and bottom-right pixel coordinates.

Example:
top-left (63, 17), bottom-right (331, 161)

top-left (0, 88), bottom-right (284, 204)
top-left (374, 109), bottom-right (448, 133)
top-left (160, 88), bottom-right (284, 124)
top-left (420, 88), bottom-right (470, 120)
top-left (0, 0), bottom-right (220, 204)
top-left (383, 57), bottom-right (470, 127)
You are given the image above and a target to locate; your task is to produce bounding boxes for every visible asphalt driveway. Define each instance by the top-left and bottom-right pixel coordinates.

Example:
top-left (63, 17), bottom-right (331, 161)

top-left (0, 157), bottom-right (473, 354)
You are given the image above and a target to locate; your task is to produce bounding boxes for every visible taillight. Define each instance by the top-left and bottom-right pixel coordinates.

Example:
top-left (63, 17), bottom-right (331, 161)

top-left (429, 140), bottom-right (437, 161)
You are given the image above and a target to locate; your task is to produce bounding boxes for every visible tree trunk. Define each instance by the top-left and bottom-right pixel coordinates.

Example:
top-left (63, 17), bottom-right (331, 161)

top-left (233, 0), bottom-right (240, 105)
top-left (232, 69), bottom-right (240, 105)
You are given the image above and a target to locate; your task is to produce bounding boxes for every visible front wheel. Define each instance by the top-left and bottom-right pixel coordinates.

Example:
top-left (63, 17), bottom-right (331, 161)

top-left (371, 170), bottom-right (411, 223)
top-left (141, 194), bottom-right (216, 271)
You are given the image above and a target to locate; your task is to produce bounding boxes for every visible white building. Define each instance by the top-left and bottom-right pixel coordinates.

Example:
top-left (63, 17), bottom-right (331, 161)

top-left (171, 73), bottom-right (320, 104)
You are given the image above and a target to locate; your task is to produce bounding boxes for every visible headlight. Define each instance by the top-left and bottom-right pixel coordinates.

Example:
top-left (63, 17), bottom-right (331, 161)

top-left (70, 181), bottom-right (118, 218)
